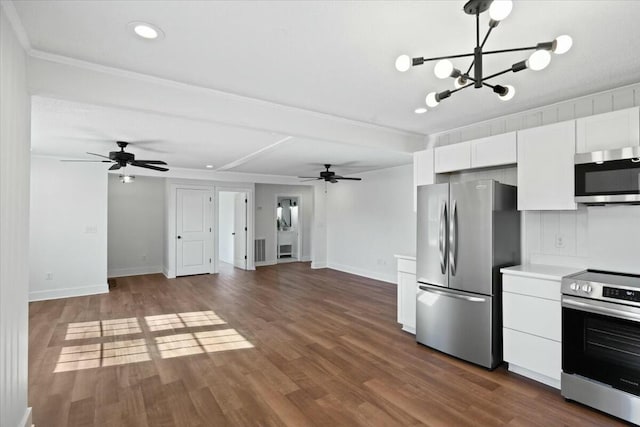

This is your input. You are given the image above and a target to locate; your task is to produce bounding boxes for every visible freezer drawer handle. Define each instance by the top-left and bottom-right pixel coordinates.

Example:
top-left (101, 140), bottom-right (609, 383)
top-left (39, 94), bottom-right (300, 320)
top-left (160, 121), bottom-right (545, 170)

top-left (419, 285), bottom-right (486, 303)
top-left (439, 201), bottom-right (448, 274)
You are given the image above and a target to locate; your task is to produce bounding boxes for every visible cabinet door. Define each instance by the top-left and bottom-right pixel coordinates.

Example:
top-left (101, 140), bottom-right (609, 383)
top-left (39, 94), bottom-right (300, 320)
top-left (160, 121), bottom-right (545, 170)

top-left (471, 132), bottom-right (517, 168)
top-left (397, 271), bottom-right (416, 333)
top-left (413, 149), bottom-right (435, 211)
top-left (434, 142), bottom-right (471, 173)
top-left (576, 106), bottom-right (640, 153)
top-left (517, 121), bottom-right (576, 210)
top-left (504, 328), bottom-right (561, 382)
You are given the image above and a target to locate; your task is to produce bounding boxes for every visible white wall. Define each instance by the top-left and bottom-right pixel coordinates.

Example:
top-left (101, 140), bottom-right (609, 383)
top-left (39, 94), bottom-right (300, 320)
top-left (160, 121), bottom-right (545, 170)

top-left (327, 164), bottom-right (416, 283)
top-left (30, 156), bottom-right (109, 300)
top-left (107, 174), bottom-right (165, 277)
top-left (0, 4), bottom-right (32, 426)
top-left (255, 184), bottom-right (313, 265)
top-left (432, 83), bottom-right (640, 271)
top-left (218, 192), bottom-right (236, 264)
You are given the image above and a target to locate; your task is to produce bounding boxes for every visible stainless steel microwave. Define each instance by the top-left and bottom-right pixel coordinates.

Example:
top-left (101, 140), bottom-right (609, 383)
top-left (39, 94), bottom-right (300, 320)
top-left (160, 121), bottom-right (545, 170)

top-left (574, 146), bottom-right (640, 204)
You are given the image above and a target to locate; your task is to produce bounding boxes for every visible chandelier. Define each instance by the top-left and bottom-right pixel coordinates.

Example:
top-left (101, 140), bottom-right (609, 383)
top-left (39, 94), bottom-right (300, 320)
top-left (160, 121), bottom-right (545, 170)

top-left (395, 0), bottom-right (572, 111)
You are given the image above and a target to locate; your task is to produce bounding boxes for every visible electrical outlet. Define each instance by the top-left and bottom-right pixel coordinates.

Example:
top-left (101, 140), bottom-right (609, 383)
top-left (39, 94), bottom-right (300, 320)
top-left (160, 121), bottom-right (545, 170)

top-left (555, 234), bottom-right (565, 248)
top-left (45, 272), bottom-right (53, 280)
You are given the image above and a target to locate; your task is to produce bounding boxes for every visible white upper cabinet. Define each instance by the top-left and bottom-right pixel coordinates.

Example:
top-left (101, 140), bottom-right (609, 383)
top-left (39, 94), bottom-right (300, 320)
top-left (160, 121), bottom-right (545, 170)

top-left (470, 131), bottom-right (517, 168)
top-left (434, 141), bottom-right (471, 173)
top-left (576, 106), bottom-right (640, 153)
top-left (413, 149), bottom-right (435, 211)
top-left (517, 120), bottom-right (577, 211)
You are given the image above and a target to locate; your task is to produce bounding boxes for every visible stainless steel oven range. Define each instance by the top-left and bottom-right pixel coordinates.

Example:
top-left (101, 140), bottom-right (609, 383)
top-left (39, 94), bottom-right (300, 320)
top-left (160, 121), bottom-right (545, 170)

top-left (562, 270), bottom-right (640, 424)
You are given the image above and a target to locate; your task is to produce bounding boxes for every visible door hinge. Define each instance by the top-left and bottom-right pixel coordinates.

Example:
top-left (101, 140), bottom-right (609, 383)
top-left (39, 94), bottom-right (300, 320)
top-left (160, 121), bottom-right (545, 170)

top-left (244, 255), bottom-right (247, 260)
top-left (245, 199), bottom-right (247, 203)
top-left (244, 227), bottom-right (247, 231)
top-left (209, 197), bottom-right (212, 202)
top-left (209, 227), bottom-right (212, 232)
top-left (209, 258), bottom-right (212, 263)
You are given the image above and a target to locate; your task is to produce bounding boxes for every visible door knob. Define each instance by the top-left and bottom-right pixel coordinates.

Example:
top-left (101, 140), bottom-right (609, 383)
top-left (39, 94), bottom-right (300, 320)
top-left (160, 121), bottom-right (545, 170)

top-left (177, 235), bottom-right (182, 239)
top-left (232, 232), bottom-right (236, 235)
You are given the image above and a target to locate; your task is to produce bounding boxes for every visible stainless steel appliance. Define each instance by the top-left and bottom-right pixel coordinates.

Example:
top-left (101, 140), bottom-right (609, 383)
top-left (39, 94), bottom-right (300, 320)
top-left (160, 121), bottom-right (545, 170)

top-left (562, 270), bottom-right (640, 425)
top-left (416, 180), bottom-right (520, 369)
top-left (575, 146), bottom-right (640, 204)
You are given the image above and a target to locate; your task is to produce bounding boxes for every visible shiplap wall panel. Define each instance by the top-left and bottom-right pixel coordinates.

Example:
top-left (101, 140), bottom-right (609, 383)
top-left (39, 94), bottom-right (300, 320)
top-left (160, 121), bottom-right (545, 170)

top-left (432, 83), bottom-right (640, 268)
top-left (0, 6), bottom-right (31, 427)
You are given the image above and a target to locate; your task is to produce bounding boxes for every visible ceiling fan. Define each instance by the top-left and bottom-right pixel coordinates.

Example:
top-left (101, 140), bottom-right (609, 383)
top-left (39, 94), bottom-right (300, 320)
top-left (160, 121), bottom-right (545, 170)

top-left (62, 141), bottom-right (169, 171)
top-left (298, 164), bottom-right (362, 183)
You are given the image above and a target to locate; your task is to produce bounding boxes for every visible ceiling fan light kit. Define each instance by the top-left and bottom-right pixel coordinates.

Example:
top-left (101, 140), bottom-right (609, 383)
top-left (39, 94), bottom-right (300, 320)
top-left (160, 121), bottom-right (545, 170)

top-left (396, 0), bottom-right (572, 108)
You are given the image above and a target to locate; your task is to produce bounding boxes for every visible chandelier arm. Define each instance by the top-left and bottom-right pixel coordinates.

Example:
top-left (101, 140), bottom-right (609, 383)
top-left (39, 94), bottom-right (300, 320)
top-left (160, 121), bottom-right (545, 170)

top-left (452, 82), bottom-right (474, 94)
top-left (481, 67), bottom-right (514, 82)
top-left (413, 52), bottom-right (476, 65)
top-left (482, 46), bottom-right (539, 56)
top-left (482, 82), bottom-right (497, 89)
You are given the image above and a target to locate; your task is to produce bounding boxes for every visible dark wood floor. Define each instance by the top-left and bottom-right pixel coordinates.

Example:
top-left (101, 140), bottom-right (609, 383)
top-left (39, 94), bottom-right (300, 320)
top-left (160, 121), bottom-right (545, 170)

top-left (29, 262), bottom-right (624, 426)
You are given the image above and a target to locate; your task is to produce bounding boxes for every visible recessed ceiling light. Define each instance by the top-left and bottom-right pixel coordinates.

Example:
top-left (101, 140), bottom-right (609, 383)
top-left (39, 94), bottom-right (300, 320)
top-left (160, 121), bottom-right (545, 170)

top-left (128, 22), bottom-right (164, 40)
top-left (414, 107), bottom-right (428, 114)
top-left (205, 165), bottom-right (214, 169)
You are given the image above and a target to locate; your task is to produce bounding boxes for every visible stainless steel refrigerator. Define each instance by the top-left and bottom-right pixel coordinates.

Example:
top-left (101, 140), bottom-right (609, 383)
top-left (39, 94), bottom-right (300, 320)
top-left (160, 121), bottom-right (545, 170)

top-left (416, 179), bottom-right (520, 369)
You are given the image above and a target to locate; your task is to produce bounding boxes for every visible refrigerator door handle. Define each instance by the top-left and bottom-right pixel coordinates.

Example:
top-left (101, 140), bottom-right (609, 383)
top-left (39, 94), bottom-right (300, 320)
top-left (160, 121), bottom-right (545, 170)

top-left (439, 201), bottom-right (448, 274)
top-left (449, 200), bottom-right (457, 276)
top-left (418, 285), bottom-right (486, 303)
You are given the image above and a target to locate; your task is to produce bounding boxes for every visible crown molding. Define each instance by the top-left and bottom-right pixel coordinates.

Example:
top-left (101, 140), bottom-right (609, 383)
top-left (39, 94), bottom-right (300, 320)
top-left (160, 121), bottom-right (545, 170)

top-left (28, 48), bottom-right (425, 139)
top-left (1, 0), bottom-right (31, 51)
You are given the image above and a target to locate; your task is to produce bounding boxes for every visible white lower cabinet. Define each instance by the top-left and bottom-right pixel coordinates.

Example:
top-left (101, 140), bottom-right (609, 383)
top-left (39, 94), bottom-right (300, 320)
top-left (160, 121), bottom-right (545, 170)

top-left (501, 268), bottom-right (568, 389)
top-left (395, 256), bottom-right (416, 334)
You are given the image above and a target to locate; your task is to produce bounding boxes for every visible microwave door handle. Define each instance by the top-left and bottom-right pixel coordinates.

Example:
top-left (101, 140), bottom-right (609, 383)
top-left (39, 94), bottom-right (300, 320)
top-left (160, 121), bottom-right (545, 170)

top-left (449, 200), bottom-right (457, 276)
top-left (439, 201), bottom-right (447, 274)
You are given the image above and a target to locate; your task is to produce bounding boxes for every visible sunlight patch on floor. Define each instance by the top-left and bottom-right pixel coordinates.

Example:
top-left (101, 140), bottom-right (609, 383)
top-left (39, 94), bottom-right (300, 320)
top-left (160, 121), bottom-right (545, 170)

top-left (157, 329), bottom-right (253, 359)
top-left (54, 339), bottom-right (151, 372)
top-left (65, 318), bottom-right (142, 340)
top-left (144, 310), bottom-right (226, 331)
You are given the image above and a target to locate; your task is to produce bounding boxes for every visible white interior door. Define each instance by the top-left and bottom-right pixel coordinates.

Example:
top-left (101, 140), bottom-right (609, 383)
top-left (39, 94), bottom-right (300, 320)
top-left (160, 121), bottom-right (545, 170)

top-left (233, 192), bottom-right (247, 269)
top-left (176, 188), bottom-right (213, 276)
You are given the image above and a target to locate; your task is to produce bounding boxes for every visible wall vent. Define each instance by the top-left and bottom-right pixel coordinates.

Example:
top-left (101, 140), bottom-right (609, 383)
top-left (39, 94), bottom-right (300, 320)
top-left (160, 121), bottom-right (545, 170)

top-left (254, 239), bottom-right (266, 262)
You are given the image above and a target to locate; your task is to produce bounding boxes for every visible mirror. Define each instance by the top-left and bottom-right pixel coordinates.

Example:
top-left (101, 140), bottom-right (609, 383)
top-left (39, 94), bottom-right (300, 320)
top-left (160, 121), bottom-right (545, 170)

top-left (277, 197), bottom-right (298, 231)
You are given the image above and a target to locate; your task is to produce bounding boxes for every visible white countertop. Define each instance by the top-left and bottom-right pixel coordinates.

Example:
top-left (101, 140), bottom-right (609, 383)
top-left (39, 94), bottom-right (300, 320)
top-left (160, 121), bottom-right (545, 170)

top-left (394, 254), bottom-right (416, 261)
top-left (500, 264), bottom-right (584, 281)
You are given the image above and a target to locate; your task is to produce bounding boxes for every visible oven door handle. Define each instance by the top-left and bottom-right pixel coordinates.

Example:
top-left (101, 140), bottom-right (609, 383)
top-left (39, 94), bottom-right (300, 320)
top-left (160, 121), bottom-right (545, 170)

top-left (562, 297), bottom-right (640, 323)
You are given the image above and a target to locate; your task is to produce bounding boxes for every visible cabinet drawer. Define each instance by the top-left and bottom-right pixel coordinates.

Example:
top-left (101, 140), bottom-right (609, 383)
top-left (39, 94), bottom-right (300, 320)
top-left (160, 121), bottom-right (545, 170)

top-left (503, 292), bottom-right (561, 341)
top-left (434, 142), bottom-right (471, 173)
top-left (471, 132), bottom-right (517, 168)
top-left (503, 274), bottom-right (560, 301)
top-left (504, 328), bottom-right (561, 381)
top-left (397, 258), bottom-right (416, 274)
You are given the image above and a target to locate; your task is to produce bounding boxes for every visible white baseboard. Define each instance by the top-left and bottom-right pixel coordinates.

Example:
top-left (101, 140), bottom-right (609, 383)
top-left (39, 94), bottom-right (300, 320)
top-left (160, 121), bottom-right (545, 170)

top-left (108, 265), bottom-right (163, 278)
top-left (20, 407), bottom-right (32, 427)
top-left (327, 262), bottom-right (396, 284)
top-left (255, 261), bottom-right (276, 267)
top-left (311, 261), bottom-right (327, 269)
top-left (29, 283), bottom-right (109, 302)
top-left (163, 266), bottom-right (176, 279)
top-left (507, 363), bottom-right (560, 389)
top-left (300, 255), bottom-right (311, 262)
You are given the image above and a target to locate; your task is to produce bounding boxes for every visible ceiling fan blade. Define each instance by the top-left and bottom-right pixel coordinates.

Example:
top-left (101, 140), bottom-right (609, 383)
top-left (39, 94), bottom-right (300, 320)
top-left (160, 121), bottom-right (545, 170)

top-left (133, 160), bottom-right (167, 165)
top-left (299, 178), bottom-right (321, 182)
top-left (329, 178), bottom-right (338, 184)
top-left (335, 177), bottom-right (362, 181)
top-left (131, 162), bottom-right (169, 172)
top-left (109, 164), bottom-right (121, 171)
top-left (60, 160), bottom-right (112, 163)
top-left (87, 152), bottom-right (111, 160)
top-left (297, 176), bottom-right (321, 179)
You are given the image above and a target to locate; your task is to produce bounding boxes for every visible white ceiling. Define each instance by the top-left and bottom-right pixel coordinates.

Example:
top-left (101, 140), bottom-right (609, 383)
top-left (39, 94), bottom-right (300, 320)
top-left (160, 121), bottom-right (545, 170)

top-left (31, 96), bottom-right (411, 176)
top-left (11, 1), bottom-right (640, 178)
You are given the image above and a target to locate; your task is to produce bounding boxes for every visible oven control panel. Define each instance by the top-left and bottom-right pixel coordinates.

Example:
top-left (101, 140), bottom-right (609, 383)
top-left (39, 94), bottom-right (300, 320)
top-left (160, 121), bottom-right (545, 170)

top-left (603, 286), bottom-right (640, 302)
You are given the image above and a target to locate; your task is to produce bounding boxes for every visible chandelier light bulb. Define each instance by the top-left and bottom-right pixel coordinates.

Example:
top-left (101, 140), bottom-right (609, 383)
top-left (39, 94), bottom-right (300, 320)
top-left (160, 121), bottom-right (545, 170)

top-left (526, 49), bottom-right (551, 71)
top-left (553, 35), bottom-right (573, 55)
top-left (434, 59), bottom-right (454, 79)
top-left (489, 0), bottom-right (513, 21)
top-left (454, 76), bottom-right (467, 89)
top-left (499, 85), bottom-right (515, 101)
top-left (395, 55), bottom-right (411, 72)
top-left (425, 92), bottom-right (439, 108)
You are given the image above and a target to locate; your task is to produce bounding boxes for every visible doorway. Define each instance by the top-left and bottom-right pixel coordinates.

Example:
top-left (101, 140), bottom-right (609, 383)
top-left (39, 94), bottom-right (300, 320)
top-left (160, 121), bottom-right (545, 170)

top-left (218, 191), bottom-right (248, 270)
top-left (276, 196), bottom-right (300, 263)
top-left (175, 187), bottom-right (214, 277)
